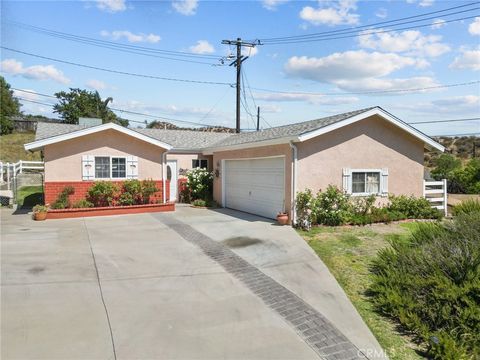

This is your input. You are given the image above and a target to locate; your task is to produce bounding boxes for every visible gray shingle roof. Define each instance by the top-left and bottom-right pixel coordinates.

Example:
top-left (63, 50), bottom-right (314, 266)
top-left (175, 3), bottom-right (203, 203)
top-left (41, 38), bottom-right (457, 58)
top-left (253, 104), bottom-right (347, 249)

top-left (208, 107), bottom-right (376, 148)
top-left (33, 107), bottom-right (376, 150)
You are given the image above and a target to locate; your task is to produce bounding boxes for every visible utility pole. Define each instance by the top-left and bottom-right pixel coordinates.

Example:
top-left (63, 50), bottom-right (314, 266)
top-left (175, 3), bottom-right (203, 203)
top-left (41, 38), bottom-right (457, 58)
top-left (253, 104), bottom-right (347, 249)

top-left (256, 106), bottom-right (260, 131)
top-left (221, 38), bottom-right (259, 133)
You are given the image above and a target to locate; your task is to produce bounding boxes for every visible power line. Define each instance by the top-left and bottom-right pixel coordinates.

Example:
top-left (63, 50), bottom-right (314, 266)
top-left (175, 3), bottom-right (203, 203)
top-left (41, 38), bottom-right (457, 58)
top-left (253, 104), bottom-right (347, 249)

top-left (6, 21), bottom-right (222, 60)
top-left (255, 3), bottom-right (478, 43)
top-left (433, 132), bottom-right (480, 137)
top-left (1, 47), bottom-right (234, 86)
top-left (409, 118), bottom-right (480, 124)
top-left (251, 80), bottom-right (480, 96)
top-left (259, 14), bottom-right (479, 44)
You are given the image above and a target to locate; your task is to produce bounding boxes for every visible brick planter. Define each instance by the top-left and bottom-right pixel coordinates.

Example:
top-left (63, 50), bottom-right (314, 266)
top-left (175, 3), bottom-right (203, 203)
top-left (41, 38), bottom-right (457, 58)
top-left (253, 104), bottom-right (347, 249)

top-left (46, 202), bottom-right (175, 219)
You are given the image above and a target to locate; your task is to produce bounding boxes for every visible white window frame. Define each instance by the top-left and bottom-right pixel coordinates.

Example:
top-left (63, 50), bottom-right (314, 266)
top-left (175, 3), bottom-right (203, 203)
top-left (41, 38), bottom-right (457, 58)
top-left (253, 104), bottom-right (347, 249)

top-left (350, 169), bottom-right (382, 196)
top-left (192, 159), bottom-right (208, 169)
top-left (94, 156), bottom-right (127, 180)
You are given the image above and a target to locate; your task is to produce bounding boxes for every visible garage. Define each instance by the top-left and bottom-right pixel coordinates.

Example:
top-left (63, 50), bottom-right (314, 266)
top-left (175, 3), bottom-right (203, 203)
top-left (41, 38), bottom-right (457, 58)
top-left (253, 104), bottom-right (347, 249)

top-left (223, 157), bottom-right (285, 219)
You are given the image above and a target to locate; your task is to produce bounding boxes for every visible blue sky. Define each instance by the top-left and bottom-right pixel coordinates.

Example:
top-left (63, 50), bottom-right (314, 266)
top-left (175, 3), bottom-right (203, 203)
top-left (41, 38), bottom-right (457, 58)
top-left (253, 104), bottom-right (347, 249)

top-left (1, 0), bottom-right (479, 136)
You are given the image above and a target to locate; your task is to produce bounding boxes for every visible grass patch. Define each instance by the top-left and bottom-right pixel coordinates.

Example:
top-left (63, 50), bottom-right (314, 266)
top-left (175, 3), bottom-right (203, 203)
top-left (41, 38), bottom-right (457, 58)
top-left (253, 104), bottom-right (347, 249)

top-left (300, 224), bottom-right (424, 360)
top-left (17, 186), bottom-right (44, 207)
top-left (0, 132), bottom-right (40, 163)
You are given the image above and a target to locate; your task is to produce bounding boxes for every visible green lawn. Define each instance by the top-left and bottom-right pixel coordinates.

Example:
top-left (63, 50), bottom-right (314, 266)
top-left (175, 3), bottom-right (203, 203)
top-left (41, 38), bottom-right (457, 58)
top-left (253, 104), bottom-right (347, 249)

top-left (16, 186), bottom-right (44, 207)
top-left (298, 223), bottom-right (424, 360)
top-left (0, 132), bottom-right (41, 163)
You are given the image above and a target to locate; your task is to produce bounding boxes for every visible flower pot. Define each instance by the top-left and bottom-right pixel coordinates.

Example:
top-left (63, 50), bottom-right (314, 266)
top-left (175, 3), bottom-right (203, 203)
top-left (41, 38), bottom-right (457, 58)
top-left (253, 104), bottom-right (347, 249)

top-left (34, 211), bottom-right (47, 221)
top-left (276, 212), bottom-right (289, 225)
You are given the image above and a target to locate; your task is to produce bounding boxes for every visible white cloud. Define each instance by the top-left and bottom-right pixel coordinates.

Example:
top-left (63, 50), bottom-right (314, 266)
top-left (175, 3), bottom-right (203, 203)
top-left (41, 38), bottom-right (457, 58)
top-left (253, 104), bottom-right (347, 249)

top-left (86, 79), bottom-right (109, 91)
top-left (400, 95), bottom-right (480, 115)
top-left (284, 51), bottom-right (428, 83)
top-left (358, 29), bottom-right (450, 57)
top-left (299, 0), bottom-right (360, 26)
top-left (256, 92), bottom-right (359, 105)
top-left (375, 8), bottom-right (387, 19)
top-left (189, 40), bottom-right (215, 54)
top-left (449, 48), bottom-right (480, 71)
top-left (12, 89), bottom-right (39, 102)
top-left (172, 0), bottom-right (198, 16)
top-left (242, 46), bottom-right (258, 57)
top-left (406, 0), bottom-right (434, 7)
top-left (333, 76), bottom-right (439, 93)
top-left (95, 0), bottom-right (126, 12)
top-left (469, 17), bottom-right (480, 36)
top-left (431, 19), bottom-right (446, 30)
top-left (0, 59), bottom-right (70, 84)
top-left (100, 30), bottom-right (161, 43)
top-left (262, 0), bottom-right (288, 11)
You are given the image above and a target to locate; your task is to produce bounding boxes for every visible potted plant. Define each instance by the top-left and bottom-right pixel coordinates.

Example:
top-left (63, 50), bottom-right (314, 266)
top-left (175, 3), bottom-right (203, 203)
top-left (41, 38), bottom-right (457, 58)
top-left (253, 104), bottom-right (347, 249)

top-left (32, 204), bottom-right (48, 221)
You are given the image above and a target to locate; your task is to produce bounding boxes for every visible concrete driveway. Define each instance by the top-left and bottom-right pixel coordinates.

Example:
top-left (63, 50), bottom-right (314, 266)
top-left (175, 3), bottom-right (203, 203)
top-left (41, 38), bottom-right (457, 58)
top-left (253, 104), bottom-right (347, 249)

top-left (1, 205), bottom-right (385, 360)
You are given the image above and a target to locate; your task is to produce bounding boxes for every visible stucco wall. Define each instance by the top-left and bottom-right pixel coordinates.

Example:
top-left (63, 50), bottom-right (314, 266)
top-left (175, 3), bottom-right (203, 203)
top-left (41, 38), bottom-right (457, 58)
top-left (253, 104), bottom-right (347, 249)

top-left (212, 144), bottom-right (293, 215)
top-left (297, 115), bottom-right (425, 198)
top-left (43, 129), bottom-right (166, 182)
top-left (167, 153), bottom-right (213, 178)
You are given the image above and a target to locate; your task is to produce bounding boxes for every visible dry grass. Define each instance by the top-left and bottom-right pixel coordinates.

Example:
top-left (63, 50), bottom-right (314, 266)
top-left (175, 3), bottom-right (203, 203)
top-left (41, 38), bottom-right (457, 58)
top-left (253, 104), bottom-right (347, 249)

top-left (0, 132), bottom-right (41, 163)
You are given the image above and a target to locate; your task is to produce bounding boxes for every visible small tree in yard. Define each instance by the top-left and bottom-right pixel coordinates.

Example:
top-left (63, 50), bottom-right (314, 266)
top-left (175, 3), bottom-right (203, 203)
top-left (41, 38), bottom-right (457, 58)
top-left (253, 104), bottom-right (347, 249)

top-left (0, 76), bottom-right (21, 135)
top-left (185, 168), bottom-right (213, 202)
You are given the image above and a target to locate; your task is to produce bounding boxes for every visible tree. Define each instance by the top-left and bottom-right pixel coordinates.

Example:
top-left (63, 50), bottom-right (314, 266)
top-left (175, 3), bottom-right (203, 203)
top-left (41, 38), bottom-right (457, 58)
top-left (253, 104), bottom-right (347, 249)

top-left (0, 76), bottom-right (21, 135)
top-left (431, 154), bottom-right (461, 180)
top-left (53, 88), bottom-right (128, 126)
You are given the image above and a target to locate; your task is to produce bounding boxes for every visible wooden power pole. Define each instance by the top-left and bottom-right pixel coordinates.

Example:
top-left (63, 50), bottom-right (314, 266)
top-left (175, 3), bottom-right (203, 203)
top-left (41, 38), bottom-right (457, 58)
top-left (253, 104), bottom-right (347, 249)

top-left (221, 38), bottom-right (258, 133)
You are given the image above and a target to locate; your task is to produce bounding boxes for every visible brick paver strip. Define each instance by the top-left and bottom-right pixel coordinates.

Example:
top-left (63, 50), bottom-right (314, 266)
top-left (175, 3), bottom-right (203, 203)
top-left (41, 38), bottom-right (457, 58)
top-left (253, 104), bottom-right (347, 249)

top-left (159, 216), bottom-right (368, 360)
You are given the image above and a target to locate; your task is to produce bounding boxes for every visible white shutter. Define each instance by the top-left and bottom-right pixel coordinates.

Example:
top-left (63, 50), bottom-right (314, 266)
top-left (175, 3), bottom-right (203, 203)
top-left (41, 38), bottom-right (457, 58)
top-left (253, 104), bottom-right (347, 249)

top-left (342, 168), bottom-right (352, 194)
top-left (82, 155), bottom-right (94, 180)
top-left (381, 168), bottom-right (389, 196)
top-left (127, 156), bottom-right (138, 179)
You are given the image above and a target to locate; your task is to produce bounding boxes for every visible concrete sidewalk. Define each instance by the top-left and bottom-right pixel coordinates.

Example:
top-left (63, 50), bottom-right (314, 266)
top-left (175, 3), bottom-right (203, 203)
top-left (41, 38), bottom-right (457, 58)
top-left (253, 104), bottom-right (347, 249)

top-left (1, 206), bottom-right (385, 359)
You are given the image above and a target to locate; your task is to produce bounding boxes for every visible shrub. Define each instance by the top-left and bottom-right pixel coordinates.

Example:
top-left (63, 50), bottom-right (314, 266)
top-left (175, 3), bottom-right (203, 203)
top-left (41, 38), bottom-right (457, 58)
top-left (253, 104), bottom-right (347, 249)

top-left (295, 189), bottom-right (317, 230)
top-left (453, 199), bottom-right (480, 216)
top-left (32, 204), bottom-right (48, 213)
top-left (141, 179), bottom-right (158, 204)
top-left (120, 180), bottom-right (142, 205)
top-left (316, 185), bottom-right (350, 226)
top-left (51, 186), bottom-right (75, 209)
top-left (72, 199), bottom-right (93, 208)
top-left (370, 213), bottom-right (480, 359)
top-left (388, 194), bottom-right (442, 219)
top-left (87, 181), bottom-right (117, 207)
top-left (192, 199), bottom-right (207, 207)
top-left (349, 194), bottom-right (376, 216)
top-left (186, 168), bottom-right (213, 201)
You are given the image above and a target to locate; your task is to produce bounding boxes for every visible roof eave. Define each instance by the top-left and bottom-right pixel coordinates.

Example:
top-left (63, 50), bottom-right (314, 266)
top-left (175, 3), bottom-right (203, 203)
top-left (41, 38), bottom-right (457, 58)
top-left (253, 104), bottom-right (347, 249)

top-left (202, 136), bottom-right (299, 154)
top-left (24, 122), bottom-right (174, 152)
top-left (297, 107), bottom-right (445, 152)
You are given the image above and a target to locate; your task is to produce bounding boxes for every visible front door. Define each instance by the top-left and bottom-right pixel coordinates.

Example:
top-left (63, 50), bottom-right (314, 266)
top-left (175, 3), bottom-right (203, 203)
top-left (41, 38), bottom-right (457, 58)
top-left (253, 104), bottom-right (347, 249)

top-left (167, 160), bottom-right (178, 202)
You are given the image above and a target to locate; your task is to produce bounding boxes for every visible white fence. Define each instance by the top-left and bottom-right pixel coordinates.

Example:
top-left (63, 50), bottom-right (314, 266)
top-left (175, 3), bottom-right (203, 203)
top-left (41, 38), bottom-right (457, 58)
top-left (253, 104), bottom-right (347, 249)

top-left (423, 179), bottom-right (448, 217)
top-left (0, 161), bottom-right (44, 190)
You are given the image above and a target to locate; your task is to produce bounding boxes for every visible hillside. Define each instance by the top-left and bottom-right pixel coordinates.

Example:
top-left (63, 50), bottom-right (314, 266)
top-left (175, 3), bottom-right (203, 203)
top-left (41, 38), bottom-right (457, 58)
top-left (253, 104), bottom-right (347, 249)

top-left (0, 132), bottom-right (41, 163)
top-left (425, 136), bottom-right (479, 167)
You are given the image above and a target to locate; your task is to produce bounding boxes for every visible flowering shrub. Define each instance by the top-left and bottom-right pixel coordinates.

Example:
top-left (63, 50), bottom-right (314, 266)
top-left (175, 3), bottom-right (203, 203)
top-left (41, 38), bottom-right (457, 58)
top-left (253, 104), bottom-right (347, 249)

top-left (316, 185), bottom-right (351, 226)
top-left (295, 189), bottom-right (316, 230)
top-left (185, 168), bottom-right (213, 201)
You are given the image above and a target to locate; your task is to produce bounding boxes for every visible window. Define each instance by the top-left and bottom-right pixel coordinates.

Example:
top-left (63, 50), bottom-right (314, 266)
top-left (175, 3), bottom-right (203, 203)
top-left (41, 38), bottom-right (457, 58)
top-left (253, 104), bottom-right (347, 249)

top-left (94, 156), bottom-right (126, 179)
top-left (112, 157), bottom-right (126, 178)
top-left (95, 157), bottom-right (110, 179)
top-left (192, 159), bottom-right (208, 169)
top-left (352, 171), bottom-right (381, 195)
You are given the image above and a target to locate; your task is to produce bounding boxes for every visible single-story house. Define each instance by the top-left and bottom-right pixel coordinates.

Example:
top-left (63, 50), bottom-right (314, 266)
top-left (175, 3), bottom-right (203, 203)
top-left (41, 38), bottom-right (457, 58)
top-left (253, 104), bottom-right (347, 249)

top-left (25, 106), bottom-right (444, 223)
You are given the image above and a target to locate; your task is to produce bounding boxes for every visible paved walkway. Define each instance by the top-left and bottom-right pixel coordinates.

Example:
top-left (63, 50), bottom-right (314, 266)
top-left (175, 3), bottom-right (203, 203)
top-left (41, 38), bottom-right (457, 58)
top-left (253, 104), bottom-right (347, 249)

top-left (160, 214), bottom-right (366, 359)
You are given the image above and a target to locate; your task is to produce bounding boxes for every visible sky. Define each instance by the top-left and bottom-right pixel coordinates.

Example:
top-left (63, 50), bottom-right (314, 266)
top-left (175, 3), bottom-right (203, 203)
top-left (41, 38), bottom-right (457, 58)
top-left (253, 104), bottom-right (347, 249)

top-left (1, 0), bottom-right (479, 136)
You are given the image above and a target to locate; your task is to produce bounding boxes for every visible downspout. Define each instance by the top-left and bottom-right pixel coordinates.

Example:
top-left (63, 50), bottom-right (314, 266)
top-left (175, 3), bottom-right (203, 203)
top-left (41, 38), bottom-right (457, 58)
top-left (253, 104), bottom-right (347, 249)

top-left (289, 141), bottom-right (298, 225)
top-left (162, 151), bottom-right (169, 203)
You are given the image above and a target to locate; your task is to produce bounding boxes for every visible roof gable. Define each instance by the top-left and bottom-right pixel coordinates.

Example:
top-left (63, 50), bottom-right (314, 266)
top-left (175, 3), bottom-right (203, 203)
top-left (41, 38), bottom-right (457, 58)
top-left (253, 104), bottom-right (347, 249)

top-left (25, 122), bottom-right (174, 151)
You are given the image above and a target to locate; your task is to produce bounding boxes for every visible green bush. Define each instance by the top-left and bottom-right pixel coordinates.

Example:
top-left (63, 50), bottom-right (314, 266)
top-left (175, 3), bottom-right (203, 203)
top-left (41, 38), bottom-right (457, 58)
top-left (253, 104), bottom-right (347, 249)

top-left (387, 194), bottom-right (442, 219)
top-left (186, 168), bottom-right (213, 201)
top-left (192, 199), bottom-right (207, 207)
top-left (370, 213), bottom-right (480, 359)
top-left (453, 199), bottom-right (480, 216)
top-left (72, 199), bottom-right (93, 208)
top-left (87, 181), bottom-right (117, 207)
top-left (51, 186), bottom-right (75, 209)
top-left (295, 189), bottom-right (317, 230)
top-left (141, 179), bottom-right (158, 204)
top-left (316, 185), bottom-right (350, 226)
top-left (432, 155), bottom-right (480, 194)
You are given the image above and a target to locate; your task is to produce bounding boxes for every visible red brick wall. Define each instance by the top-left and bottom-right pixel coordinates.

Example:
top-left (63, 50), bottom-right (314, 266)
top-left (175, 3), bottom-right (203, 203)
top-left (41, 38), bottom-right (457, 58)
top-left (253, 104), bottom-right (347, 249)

top-left (44, 180), bottom-right (170, 205)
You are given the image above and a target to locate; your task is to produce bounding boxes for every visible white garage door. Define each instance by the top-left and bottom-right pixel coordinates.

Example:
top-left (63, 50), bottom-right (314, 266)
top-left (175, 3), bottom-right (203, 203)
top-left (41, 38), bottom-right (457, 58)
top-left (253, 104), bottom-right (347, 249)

top-left (224, 157), bottom-right (285, 219)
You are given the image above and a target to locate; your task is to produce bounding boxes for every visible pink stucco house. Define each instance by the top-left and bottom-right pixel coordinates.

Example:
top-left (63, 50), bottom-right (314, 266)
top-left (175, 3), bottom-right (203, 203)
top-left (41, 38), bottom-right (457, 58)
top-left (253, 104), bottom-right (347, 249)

top-left (25, 106), bottom-right (444, 222)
